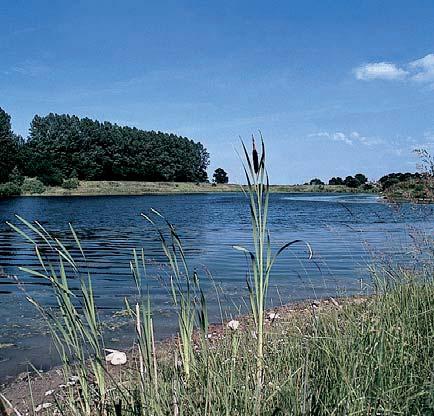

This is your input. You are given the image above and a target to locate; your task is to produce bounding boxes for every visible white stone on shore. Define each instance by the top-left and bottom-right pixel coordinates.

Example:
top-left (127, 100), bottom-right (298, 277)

top-left (227, 320), bottom-right (240, 331)
top-left (105, 348), bottom-right (127, 365)
top-left (35, 402), bottom-right (52, 412)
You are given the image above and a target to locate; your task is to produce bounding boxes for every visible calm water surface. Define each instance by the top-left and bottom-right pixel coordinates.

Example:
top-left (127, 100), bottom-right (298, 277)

top-left (0, 192), bottom-right (433, 382)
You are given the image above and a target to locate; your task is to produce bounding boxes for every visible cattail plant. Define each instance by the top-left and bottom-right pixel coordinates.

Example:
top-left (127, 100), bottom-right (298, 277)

top-left (233, 135), bottom-right (312, 409)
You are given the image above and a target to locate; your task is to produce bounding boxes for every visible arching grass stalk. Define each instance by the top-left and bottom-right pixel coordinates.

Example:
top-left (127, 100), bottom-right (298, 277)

top-left (141, 209), bottom-right (208, 381)
top-left (125, 248), bottom-right (159, 397)
top-left (7, 216), bottom-right (106, 416)
top-left (234, 136), bottom-right (312, 408)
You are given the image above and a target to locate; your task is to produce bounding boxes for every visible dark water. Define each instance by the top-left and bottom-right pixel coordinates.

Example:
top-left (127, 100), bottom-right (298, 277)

top-left (0, 192), bottom-right (433, 383)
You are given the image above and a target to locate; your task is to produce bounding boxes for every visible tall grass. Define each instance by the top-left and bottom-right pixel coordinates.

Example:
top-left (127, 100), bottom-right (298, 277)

top-left (233, 136), bottom-right (311, 407)
top-left (5, 139), bottom-right (434, 415)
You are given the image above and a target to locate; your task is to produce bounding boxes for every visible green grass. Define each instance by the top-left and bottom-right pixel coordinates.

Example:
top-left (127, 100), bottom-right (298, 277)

top-left (17, 180), bottom-right (373, 196)
top-left (4, 139), bottom-right (433, 415)
top-left (6, 220), bottom-right (434, 416)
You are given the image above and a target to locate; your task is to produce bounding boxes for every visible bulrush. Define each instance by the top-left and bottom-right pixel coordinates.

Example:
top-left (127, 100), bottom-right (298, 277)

top-left (234, 136), bottom-right (311, 413)
top-left (252, 136), bottom-right (259, 174)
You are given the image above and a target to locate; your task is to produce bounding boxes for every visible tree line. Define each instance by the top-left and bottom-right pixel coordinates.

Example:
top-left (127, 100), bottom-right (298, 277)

top-left (309, 174), bottom-right (369, 188)
top-left (0, 107), bottom-right (210, 189)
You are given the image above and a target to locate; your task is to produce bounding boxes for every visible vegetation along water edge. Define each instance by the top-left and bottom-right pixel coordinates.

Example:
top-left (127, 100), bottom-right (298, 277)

top-left (1, 139), bottom-right (433, 415)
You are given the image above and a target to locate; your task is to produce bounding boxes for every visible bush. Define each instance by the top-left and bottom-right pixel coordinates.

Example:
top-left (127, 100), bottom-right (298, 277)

top-left (0, 181), bottom-right (21, 196)
top-left (62, 177), bottom-right (80, 189)
top-left (37, 171), bottom-right (64, 187)
top-left (21, 177), bottom-right (46, 194)
top-left (310, 178), bottom-right (324, 185)
top-left (8, 166), bottom-right (24, 186)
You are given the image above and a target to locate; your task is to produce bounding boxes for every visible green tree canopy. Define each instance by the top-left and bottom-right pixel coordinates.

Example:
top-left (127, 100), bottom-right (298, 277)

top-left (0, 107), bottom-right (20, 183)
top-left (23, 113), bottom-right (210, 184)
top-left (213, 168), bottom-right (229, 184)
top-left (354, 173), bottom-right (368, 185)
top-left (329, 177), bottom-right (344, 185)
top-left (344, 176), bottom-right (359, 188)
top-left (309, 178), bottom-right (324, 185)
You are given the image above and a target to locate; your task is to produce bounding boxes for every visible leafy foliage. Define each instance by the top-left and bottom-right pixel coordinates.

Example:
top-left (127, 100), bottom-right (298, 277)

top-left (20, 177), bottom-right (46, 194)
top-left (0, 107), bottom-right (22, 183)
top-left (62, 177), bottom-right (80, 189)
top-left (328, 176), bottom-right (344, 185)
top-left (23, 113), bottom-right (210, 183)
top-left (379, 172), bottom-right (421, 190)
top-left (8, 166), bottom-right (24, 185)
top-left (0, 181), bottom-right (21, 196)
top-left (309, 178), bottom-right (324, 185)
top-left (212, 168), bottom-right (229, 184)
top-left (344, 175), bottom-right (360, 188)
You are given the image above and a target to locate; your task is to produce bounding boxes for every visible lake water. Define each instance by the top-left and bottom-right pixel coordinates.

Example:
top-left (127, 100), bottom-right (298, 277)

top-left (0, 192), bottom-right (433, 383)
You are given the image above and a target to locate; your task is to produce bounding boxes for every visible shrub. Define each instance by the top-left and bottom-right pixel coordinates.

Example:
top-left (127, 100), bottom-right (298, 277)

top-left (310, 178), bottom-right (324, 185)
top-left (0, 181), bottom-right (21, 196)
top-left (62, 177), bottom-right (80, 189)
top-left (37, 171), bottom-right (64, 187)
top-left (8, 166), bottom-right (24, 185)
top-left (21, 177), bottom-right (46, 194)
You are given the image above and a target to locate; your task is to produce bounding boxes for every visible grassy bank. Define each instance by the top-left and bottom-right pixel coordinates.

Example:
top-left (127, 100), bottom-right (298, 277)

top-left (18, 180), bottom-right (372, 196)
top-left (2, 140), bottom-right (430, 415)
top-left (3, 277), bottom-right (433, 415)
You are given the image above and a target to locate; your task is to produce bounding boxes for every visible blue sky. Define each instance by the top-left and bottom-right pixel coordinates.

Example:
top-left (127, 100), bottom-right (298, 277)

top-left (2, 0), bottom-right (434, 183)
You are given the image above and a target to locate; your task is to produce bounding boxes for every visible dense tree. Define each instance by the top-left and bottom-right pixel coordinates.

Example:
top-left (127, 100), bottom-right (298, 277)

top-left (0, 107), bottom-right (20, 183)
top-left (329, 176), bottom-right (344, 185)
top-left (354, 173), bottom-right (368, 185)
top-left (213, 168), bottom-right (229, 184)
top-left (344, 176), bottom-right (359, 188)
top-left (379, 172), bottom-right (421, 190)
top-left (309, 178), bottom-right (324, 185)
top-left (23, 113), bottom-right (210, 184)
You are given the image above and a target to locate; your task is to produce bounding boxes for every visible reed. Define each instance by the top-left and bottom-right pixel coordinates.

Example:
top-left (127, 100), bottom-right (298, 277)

top-left (4, 139), bottom-right (434, 415)
top-left (234, 135), bottom-right (311, 408)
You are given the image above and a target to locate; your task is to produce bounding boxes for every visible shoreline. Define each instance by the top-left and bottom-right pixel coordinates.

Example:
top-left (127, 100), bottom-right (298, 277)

top-left (1, 294), bottom-right (368, 413)
top-left (13, 180), bottom-right (375, 197)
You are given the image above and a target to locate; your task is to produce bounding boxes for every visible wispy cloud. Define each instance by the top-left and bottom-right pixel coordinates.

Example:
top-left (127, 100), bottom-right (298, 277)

top-left (409, 54), bottom-right (434, 83)
top-left (353, 53), bottom-right (434, 87)
top-left (4, 59), bottom-right (51, 77)
top-left (354, 62), bottom-right (407, 81)
top-left (308, 131), bottom-right (382, 146)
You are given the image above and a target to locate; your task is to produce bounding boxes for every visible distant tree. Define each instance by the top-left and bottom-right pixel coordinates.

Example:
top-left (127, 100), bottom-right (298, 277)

top-left (344, 175), bottom-right (359, 188)
top-left (354, 173), bottom-right (368, 186)
top-left (0, 107), bottom-right (20, 183)
top-left (213, 168), bottom-right (229, 184)
top-left (378, 172), bottom-right (422, 190)
top-left (329, 176), bottom-right (344, 185)
top-left (23, 113), bottom-right (210, 183)
top-left (309, 178), bottom-right (324, 185)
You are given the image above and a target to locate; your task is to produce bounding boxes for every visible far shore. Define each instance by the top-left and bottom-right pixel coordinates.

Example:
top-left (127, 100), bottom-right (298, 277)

top-left (19, 180), bottom-right (376, 197)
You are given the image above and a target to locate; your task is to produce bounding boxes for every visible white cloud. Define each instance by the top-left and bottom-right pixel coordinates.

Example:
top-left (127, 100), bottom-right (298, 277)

top-left (354, 62), bottom-right (407, 81)
top-left (409, 54), bottom-right (434, 83)
top-left (354, 53), bottom-right (434, 87)
top-left (309, 131), bottom-right (383, 146)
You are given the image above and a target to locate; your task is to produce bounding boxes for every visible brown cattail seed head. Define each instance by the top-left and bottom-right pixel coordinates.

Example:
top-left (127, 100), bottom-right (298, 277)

top-left (252, 136), bottom-right (259, 174)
